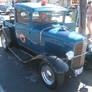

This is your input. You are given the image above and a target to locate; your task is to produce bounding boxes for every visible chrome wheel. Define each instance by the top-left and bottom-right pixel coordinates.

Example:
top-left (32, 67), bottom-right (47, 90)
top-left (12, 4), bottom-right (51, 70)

top-left (1, 33), bottom-right (7, 49)
top-left (41, 64), bottom-right (55, 86)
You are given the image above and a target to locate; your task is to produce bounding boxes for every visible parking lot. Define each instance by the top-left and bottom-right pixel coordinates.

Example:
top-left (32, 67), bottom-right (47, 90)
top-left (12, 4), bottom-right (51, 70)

top-left (0, 14), bottom-right (92, 92)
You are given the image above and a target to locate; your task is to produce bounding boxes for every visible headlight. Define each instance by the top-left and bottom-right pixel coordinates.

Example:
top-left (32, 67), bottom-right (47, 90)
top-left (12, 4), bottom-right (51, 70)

top-left (88, 44), bottom-right (92, 52)
top-left (66, 51), bottom-right (74, 60)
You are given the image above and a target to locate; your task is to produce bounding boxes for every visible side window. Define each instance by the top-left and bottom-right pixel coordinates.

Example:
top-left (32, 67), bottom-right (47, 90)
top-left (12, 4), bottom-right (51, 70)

top-left (33, 12), bottom-right (40, 23)
top-left (16, 9), bottom-right (30, 24)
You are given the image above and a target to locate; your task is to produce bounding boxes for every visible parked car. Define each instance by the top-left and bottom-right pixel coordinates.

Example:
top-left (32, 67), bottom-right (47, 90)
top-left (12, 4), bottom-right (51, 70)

top-left (0, 4), bottom-right (13, 15)
top-left (1, 2), bottom-right (88, 89)
top-left (0, 16), bottom-right (4, 32)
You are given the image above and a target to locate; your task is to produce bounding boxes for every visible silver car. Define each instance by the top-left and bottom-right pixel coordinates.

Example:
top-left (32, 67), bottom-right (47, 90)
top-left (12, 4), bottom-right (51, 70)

top-left (0, 4), bottom-right (13, 15)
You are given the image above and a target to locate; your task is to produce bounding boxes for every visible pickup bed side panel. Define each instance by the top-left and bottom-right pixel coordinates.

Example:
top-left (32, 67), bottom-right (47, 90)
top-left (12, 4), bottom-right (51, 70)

top-left (3, 20), bottom-right (17, 45)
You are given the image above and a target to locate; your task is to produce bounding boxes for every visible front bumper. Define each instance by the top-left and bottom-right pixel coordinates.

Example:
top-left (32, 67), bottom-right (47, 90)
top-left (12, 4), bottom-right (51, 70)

top-left (66, 52), bottom-right (88, 77)
top-left (66, 65), bottom-right (84, 78)
top-left (74, 66), bottom-right (83, 77)
top-left (68, 51), bottom-right (91, 77)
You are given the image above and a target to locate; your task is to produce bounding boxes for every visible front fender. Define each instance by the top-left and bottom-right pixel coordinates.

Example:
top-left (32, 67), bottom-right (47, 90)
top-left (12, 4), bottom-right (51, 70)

top-left (39, 55), bottom-right (69, 74)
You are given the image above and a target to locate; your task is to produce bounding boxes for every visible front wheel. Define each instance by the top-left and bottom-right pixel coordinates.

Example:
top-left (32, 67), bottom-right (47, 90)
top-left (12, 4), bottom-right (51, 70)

top-left (40, 63), bottom-right (65, 89)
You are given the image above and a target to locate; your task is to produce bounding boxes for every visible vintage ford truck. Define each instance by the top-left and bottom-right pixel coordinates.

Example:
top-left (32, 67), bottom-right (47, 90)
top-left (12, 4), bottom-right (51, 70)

top-left (1, 1), bottom-right (88, 88)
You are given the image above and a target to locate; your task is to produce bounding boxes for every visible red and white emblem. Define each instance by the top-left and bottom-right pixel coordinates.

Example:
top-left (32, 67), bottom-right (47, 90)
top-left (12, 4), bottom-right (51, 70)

top-left (19, 33), bottom-right (26, 43)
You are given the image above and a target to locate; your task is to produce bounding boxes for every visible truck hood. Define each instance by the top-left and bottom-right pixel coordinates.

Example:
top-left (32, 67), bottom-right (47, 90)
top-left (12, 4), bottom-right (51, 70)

top-left (49, 28), bottom-right (86, 44)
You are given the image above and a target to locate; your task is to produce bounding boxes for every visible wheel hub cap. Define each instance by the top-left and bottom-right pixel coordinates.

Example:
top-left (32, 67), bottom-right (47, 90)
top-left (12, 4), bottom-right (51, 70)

top-left (41, 65), bottom-right (55, 85)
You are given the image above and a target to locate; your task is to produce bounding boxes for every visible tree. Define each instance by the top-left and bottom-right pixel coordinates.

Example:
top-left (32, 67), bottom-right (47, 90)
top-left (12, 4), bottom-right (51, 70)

top-left (79, 0), bottom-right (87, 36)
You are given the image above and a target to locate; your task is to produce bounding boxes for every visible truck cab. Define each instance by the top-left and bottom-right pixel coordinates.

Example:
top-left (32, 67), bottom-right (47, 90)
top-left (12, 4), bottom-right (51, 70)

top-left (1, 1), bottom-right (87, 89)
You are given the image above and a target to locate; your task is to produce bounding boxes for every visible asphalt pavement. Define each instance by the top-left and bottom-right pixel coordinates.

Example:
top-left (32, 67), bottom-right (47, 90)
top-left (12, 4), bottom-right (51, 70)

top-left (0, 14), bottom-right (92, 92)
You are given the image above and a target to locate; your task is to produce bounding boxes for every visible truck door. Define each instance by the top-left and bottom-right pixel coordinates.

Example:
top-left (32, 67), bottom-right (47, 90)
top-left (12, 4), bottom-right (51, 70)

top-left (27, 12), bottom-right (44, 53)
top-left (15, 8), bottom-right (31, 48)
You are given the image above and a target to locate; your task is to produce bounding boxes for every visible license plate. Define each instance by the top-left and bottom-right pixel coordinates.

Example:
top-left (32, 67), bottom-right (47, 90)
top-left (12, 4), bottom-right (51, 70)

top-left (75, 67), bottom-right (83, 77)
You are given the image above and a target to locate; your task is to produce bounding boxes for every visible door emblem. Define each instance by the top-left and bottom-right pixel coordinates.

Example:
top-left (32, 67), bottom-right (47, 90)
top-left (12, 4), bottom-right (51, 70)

top-left (19, 33), bottom-right (26, 43)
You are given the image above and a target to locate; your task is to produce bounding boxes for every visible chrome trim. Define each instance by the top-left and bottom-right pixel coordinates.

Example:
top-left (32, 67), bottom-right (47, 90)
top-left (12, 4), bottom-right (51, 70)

top-left (40, 26), bottom-right (53, 45)
top-left (41, 64), bottom-right (55, 85)
top-left (73, 52), bottom-right (88, 58)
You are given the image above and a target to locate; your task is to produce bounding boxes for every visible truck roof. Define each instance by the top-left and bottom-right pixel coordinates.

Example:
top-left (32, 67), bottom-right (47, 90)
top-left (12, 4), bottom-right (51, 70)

top-left (15, 2), bottom-right (68, 12)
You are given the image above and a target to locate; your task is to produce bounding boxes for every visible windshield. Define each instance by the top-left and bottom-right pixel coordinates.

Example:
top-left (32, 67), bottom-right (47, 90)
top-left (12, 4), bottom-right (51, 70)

top-left (33, 10), bottom-right (77, 24)
top-left (33, 11), bottom-right (65, 24)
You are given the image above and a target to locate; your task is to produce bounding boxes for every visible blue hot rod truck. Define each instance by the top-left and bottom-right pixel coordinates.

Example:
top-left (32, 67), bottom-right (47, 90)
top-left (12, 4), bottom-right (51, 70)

top-left (1, 1), bottom-right (88, 88)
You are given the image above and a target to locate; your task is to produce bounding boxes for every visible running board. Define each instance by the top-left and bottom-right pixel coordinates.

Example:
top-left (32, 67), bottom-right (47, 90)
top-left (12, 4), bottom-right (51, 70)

top-left (8, 47), bottom-right (33, 63)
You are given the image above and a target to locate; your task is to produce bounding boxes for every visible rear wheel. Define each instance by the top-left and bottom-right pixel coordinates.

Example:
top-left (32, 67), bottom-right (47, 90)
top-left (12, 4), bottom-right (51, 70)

top-left (1, 31), bottom-right (11, 50)
top-left (1, 32), bottom-right (7, 50)
top-left (40, 62), bottom-right (65, 89)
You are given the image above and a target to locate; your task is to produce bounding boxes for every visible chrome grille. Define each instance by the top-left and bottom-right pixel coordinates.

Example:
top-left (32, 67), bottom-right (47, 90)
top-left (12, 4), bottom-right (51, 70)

top-left (71, 40), bottom-right (87, 70)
